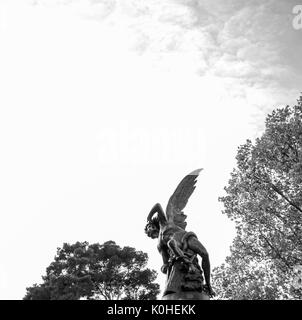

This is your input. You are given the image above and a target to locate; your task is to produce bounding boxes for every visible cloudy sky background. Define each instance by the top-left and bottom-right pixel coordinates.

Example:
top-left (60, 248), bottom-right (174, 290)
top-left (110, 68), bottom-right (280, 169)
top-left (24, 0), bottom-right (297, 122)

top-left (0, 0), bottom-right (301, 299)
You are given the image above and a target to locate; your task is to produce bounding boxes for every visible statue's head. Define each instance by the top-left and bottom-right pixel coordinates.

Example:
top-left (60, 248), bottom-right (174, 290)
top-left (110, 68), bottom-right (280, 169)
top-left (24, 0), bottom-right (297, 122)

top-left (145, 218), bottom-right (160, 239)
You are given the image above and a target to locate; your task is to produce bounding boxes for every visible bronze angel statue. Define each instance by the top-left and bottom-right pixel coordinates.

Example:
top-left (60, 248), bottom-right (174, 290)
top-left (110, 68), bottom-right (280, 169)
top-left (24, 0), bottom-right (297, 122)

top-left (145, 169), bottom-right (215, 299)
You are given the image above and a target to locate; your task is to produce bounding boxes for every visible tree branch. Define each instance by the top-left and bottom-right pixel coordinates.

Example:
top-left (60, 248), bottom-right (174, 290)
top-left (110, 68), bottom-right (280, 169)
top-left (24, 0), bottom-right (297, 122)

top-left (270, 183), bottom-right (302, 214)
top-left (258, 229), bottom-right (291, 269)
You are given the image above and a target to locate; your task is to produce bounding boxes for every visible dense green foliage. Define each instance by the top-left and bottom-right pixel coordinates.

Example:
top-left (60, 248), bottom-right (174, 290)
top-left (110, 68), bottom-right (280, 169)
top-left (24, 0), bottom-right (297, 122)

top-left (213, 96), bottom-right (302, 299)
top-left (24, 241), bottom-right (160, 300)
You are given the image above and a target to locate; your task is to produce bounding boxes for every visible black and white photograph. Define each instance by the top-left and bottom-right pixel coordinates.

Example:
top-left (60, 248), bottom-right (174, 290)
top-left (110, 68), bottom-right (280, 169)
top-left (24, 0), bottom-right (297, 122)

top-left (0, 0), bottom-right (302, 303)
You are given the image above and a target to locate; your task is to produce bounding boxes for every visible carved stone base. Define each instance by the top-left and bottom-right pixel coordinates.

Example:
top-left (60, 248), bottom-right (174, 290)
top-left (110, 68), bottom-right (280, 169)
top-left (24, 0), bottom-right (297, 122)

top-left (162, 291), bottom-right (210, 300)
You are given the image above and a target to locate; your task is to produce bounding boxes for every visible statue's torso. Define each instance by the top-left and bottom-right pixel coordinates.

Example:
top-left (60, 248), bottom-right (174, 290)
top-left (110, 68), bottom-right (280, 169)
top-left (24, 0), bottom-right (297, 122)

top-left (157, 224), bottom-right (186, 253)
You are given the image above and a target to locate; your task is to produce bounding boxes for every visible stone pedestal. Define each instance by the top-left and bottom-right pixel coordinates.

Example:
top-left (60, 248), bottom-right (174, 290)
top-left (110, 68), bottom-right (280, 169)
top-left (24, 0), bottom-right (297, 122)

top-left (162, 291), bottom-right (210, 300)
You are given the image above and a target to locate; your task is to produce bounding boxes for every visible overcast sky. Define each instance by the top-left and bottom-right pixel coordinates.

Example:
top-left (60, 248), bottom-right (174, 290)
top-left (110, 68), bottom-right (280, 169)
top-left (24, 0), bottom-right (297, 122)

top-left (0, 0), bottom-right (301, 299)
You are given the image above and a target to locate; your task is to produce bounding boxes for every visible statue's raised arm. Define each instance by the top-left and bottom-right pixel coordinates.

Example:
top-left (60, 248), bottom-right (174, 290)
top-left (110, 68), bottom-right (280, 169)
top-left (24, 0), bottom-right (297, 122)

top-left (145, 169), bottom-right (215, 300)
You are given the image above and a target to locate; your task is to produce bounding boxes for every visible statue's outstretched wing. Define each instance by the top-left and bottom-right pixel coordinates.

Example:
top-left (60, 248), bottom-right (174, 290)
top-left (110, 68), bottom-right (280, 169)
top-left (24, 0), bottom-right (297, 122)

top-left (165, 168), bottom-right (203, 230)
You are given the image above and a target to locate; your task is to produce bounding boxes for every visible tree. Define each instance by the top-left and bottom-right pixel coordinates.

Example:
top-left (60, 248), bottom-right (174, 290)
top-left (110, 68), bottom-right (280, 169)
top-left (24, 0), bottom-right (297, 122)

top-left (24, 241), bottom-right (160, 300)
top-left (212, 95), bottom-right (302, 299)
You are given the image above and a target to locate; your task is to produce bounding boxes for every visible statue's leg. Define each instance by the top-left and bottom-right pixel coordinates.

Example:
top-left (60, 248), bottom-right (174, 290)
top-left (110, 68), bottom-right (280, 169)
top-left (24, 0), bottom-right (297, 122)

top-left (162, 261), bottom-right (210, 300)
top-left (187, 237), bottom-right (215, 297)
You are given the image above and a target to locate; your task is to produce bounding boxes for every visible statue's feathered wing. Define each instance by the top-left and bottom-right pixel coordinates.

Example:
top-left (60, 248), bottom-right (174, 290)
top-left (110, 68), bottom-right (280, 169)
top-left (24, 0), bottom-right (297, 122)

top-left (165, 168), bottom-right (203, 230)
